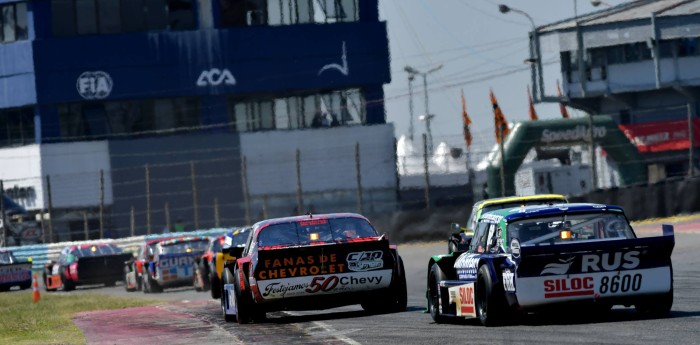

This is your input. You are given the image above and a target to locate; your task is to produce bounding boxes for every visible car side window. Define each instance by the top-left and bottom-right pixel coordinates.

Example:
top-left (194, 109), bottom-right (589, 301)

top-left (466, 206), bottom-right (479, 232)
top-left (469, 221), bottom-right (490, 253)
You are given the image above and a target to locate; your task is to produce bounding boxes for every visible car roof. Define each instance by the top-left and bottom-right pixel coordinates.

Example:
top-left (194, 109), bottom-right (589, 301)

top-left (253, 213), bottom-right (370, 236)
top-left (474, 194), bottom-right (568, 209)
top-left (158, 236), bottom-right (209, 246)
top-left (482, 203), bottom-right (624, 222)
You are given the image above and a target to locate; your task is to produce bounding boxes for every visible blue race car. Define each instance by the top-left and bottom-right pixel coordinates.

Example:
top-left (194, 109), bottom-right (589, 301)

top-left (427, 203), bottom-right (674, 326)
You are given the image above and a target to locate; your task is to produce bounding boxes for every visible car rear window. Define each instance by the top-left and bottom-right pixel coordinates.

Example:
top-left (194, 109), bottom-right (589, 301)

top-left (258, 217), bottom-right (378, 247)
top-left (72, 244), bottom-right (123, 257)
top-left (161, 239), bottom-right (209, 255)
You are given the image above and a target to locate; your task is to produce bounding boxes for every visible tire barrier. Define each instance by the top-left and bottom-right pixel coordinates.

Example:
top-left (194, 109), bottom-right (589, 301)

top-left (5, 228), bottom-right (234, 270)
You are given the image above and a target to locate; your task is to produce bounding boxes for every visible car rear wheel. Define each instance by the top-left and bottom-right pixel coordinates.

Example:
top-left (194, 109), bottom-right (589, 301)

top-left (221, 267), bottom-right (236, 322)
top-left (193, 263), bottom-right (203, 292)
top-left (233, 267), bottom-right (253, 324)
top-left (143, 267), bottom-right (162, 293)
top-left (210, 272), bottom-right (221, 299)
top-left (362, 256), bottom-right (408, 313)
top-left (428, 263), bottom-right (449, 323)
top-left (124, 266), bottom-right (136, 292)
top-left (60, 272), bottom-right (75, 292)
top-left (636, 288), bottom-right (673, 317)
top-left (476, 264), bottom-right (506, 327)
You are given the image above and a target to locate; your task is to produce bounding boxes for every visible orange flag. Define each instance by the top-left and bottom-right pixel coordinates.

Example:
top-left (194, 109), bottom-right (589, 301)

top-left (490, 89), bottom-right (510, 144)
top-left (461, 89), bottom-right (472, 148)
top-left (527, 85), bottom-right (538, 121)
top-left (556, 80), bottom-right (570, 119)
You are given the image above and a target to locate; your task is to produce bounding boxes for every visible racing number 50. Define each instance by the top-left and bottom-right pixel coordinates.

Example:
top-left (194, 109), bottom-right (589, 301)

top-left (306, 276), bottom-right (339, 293)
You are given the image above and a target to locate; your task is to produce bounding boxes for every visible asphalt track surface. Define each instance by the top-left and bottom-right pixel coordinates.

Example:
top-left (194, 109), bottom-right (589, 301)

top-left (35, 222), bottom-right (700, 345)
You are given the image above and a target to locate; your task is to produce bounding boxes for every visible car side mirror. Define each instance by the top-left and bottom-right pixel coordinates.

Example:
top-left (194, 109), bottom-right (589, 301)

top-left (451, 223), bottom-right (461, 232)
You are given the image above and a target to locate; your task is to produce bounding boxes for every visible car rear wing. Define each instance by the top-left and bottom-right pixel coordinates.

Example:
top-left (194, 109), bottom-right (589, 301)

top-left (253, 238), bottom-right (395, 282)
top-left (516, 226), bottom-right (674, 279)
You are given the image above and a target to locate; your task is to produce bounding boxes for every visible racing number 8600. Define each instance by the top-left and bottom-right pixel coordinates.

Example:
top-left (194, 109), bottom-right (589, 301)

top-left (600, 273), bottom-right (642, 294)
top-left (306, 276), bottom-right (339, 293)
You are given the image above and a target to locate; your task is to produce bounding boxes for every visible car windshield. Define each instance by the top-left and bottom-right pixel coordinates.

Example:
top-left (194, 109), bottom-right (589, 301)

top-left (481, 198), bottom-right (566, 214)
top-left (72, 244), bottom-right (123, 257)
top-left (0, 252), bottom-right (13, 264)
top-left (507, 212), bottom-right (635, 246)
top-left (161, 240), bottom-right (209, 255)
top-left (230, 229), bottom-right (250, 247)
top-left (257, 217), bottom-right (378, 247)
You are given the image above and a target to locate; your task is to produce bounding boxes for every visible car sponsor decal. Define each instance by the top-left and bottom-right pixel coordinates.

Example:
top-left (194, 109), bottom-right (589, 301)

top-left (503, 270), bottom-right (515, 292)
top-left (257, 270), bottom-right (392, 299)
top-left (254, 241), bottom-right (394, 280)
top-left (515, 267), bottom-right (671, 307)
top-left (0, 265), bottom-right (31, 283)
top-left (347, 251), bottom-right (383, 272)
top-left (510, 239), bottom-right (521, 258)
top-left (454, 253), bottom-right (480, 280)
top-left (448, 283), bottom-right (476, 318)
top-left (540, 257), bottom-right (575, 275)
top-left (158, 254), bottom-right (196, 269)
top-left (257, 253), bottom-right (347, 280)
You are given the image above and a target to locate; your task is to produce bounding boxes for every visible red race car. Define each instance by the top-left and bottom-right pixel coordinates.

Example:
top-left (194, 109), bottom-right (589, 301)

top-left (44, 243), bottom-right (131, 291)
top-left (220, 213), bottom-right (407, 323)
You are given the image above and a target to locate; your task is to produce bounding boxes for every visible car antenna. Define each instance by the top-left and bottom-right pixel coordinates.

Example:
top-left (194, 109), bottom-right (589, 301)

top-left (307, 212), bottom-right (313, 218)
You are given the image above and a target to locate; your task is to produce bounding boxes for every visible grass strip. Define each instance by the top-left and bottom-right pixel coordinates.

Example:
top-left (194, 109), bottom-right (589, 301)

top-left (0, 291), bottom-right (159, 345)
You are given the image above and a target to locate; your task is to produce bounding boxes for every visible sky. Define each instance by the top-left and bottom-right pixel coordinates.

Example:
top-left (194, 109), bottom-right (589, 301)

top-left (378, 0), bottom-right (622, 161)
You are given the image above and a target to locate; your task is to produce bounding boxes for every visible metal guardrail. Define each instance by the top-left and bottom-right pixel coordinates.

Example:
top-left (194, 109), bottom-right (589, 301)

top-left (5, 228), bottom-right (234, 270)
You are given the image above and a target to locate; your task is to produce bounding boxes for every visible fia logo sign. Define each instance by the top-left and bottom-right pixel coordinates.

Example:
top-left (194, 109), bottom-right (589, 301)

top-left (76, 71), bottom-right (113, 100)
top-left (197, 68), bottom-right (236, 87)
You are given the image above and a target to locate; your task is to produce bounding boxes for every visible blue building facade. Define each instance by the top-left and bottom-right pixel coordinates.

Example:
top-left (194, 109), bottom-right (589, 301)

top-left (0, 0), bottom-right (390, 146)
top-left (0, 0), bottom-right (395, 240)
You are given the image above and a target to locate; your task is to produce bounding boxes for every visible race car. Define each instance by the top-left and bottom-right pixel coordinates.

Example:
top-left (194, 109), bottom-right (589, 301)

top-left (220, 213), bottom-right (407, 323)
top-left (142, 236), bottom-right (208, 293)
top-left (123, 237), bottom-right (172, 292)
top-left (44, 243), bottom-right (132, 291)
top-left (194, 228), bottom-right (251, 299)
top-left (448, 194), bottom-right (567, 254)
top-left (428, 203), bottom-right (674, 326)
top-left (0, 250), bottom-right (32, 291)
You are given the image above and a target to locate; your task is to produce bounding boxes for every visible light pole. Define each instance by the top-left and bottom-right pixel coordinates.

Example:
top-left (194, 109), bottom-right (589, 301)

top-left (498, 4), bottom-right (543, 102)
top-left (405, 64), bottom-right (443, 156)
top-left (404, 67), bottom-right (417, 142)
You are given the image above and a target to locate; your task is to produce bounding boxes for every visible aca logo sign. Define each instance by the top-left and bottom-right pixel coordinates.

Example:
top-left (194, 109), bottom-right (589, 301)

top-left (76, 71), bottom-right (113, 100)
top-left (196, 68), bottom-right (236, 87)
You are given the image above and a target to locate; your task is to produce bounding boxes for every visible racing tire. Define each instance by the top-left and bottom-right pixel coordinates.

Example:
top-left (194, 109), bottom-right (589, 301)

top-left (210, 272), bottom-right (221, 299)
top-left (428, 262), bottom-right (449, 323)
top-left (233, 267), bottom-right (253, 324)
top-left (476, 264), bottom-right (506, 327)
top-left (143, 267), bottom-right (162, 294)
top-left (43, 272), bottom-right (56, 292)
top-left (200, 261), bottom-right (211, 292)
top-left (636, 288), bottom-right (673, 318)
top-left (60, 272), bottom-right (75, 292)
top-left (124, 266), bottom-right (136, 292)
top-left (362, 256), bottom-right (408, 314)
top-left (0, 285), bottom-right (10, 292)
top-left (221, 267), bottom-right (236, 322)
top-left (193, 263), bottom-right (203, 292)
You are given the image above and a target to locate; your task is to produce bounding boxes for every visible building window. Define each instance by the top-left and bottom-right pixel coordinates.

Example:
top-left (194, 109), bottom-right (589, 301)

top-left (51, 0), bottom-right (196, 36)
top-left (222, 0), bottom-right (358, 27)
top-left (678, 37), bottom-right (700, 57)
top-left (58, 97), bottom-right (200, 140)
top-left (0, 2), bottom-right (28, 43)
top-left (228, 89), bottom-right (365, 132)
top-left (0, 107), bottom-right (34, 147)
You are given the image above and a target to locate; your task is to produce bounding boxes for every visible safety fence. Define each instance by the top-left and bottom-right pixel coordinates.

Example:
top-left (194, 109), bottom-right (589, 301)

top-left (5, 227), bottom-right (232, 271)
